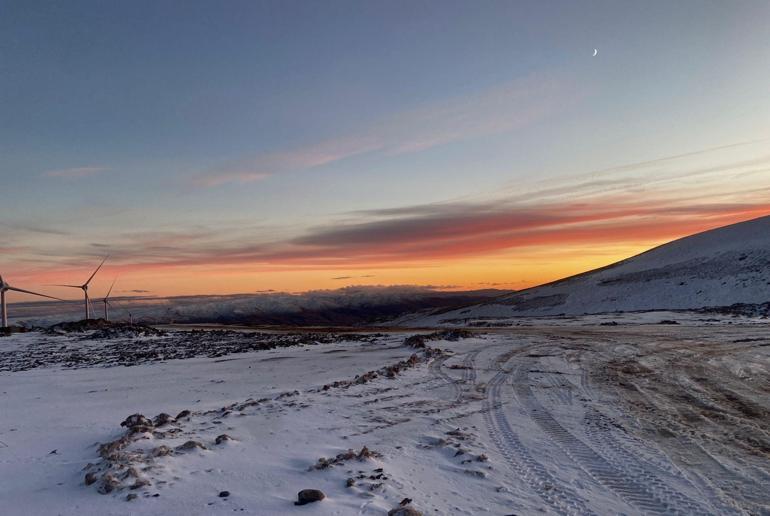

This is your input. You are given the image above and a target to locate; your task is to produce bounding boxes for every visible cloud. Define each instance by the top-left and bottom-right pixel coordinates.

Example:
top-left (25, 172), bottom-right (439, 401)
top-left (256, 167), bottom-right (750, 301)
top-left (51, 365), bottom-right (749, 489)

top-left (0, 222), bottom-right (69, 236)
top-left (191, 172), bottom-right (271, 188)
top-left (16, 143), bottom-right (770, 278)
top-left (85, 197), bottom-right (770, 273)
top-left (43, 166), bottom-right (109, 179)
top-left (192, 73), bottom-right (573, 187)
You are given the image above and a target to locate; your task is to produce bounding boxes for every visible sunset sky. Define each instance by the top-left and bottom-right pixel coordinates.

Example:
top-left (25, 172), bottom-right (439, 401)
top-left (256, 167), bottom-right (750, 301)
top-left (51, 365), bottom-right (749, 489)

top-left (2, 1), bottom-right (770, 300)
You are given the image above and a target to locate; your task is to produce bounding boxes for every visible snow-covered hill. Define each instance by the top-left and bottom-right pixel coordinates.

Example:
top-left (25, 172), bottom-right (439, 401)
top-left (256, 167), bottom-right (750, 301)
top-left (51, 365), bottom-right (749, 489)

top-left (409, 215), bottom-right (770, 324)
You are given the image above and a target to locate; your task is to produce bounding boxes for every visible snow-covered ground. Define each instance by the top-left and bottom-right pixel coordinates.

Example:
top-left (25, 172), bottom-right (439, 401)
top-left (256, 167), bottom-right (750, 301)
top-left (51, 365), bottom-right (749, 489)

top-left (1, 323), bottom-right (769, 515)
top-left (405, 215), bottom-right (770, 325)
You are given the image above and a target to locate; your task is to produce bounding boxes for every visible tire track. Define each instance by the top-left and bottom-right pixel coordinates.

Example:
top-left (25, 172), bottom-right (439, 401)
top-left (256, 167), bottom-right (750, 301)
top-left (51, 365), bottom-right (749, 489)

top-left (483, 351), bottom-right (596, 515)
top-left (609, 366), bottom-right (770, 514)
top-left (462, 349), bottom-right (479, 385)
top-left (582, 409), bottom-right (713, 514)
top-left (512, 358), bottom-right (706, 515)
top-left (429, 355), bottom-right (463, 403)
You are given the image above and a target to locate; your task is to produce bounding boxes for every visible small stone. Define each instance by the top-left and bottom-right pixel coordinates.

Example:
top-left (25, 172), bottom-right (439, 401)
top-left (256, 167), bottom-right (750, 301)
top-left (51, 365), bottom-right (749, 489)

top-left (153, 413), bottom-right (174, 426)
top-left (345, 478), bottom-right (355, 488)
top-left (120, 414), bottom-right (153, 429)
top-left (399, 497), bottom-right (413, 506)
top-left (176, 440), bottom-right (206, 451)
top-left (152, 445), bottom-right (173, 457)
top-left (84, 472), bottom-right (98, 486)
top-left (388, 506), bottom-right (423, 516)
top-left (130, 478), bottom-right (151, 490)
top-left (219, 491), bottom-right (230, 498)
top-left (98, 473), bottom-right (120, 494)
top-left (295, 489), bottom-right (325, 505)
top-left (215, 434), bottom-right (233, 445)
top-left (126, 493), bottom-right (138, 501)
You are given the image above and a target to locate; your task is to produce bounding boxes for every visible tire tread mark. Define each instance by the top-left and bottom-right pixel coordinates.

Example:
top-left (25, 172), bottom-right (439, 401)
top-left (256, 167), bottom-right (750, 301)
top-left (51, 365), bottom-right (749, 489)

top-left (513, 359), bottom-right (707, 515)
top-left (483, 351), bottom-right (596, 515)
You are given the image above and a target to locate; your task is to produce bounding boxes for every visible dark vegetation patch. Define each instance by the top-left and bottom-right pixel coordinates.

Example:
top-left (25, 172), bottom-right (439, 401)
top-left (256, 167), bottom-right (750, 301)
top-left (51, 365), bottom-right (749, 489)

top-left (0, 324), bottom-right (380, 372)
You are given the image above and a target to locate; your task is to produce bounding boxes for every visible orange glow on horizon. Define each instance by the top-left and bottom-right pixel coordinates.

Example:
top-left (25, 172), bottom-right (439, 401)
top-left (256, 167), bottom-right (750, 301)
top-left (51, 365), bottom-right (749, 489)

top-left (5, 209), bottom-right (768, 301)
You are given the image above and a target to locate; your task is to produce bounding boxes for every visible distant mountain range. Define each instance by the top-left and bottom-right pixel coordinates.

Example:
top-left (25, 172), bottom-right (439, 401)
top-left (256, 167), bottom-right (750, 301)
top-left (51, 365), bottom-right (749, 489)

top-left (404, 215), bottom-right (770, 325)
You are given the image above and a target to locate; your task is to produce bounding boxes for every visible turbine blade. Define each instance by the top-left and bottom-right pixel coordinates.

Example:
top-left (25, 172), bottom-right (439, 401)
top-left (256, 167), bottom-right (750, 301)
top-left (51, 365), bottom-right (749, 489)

top-left (84, 256), bottom-right (109, 286)
top-left (105, 277), bottom-right (117, 299)
top-left (50, 284), bottom-right (83, 289)
top-left (7, 286), bottom-right (63, 301)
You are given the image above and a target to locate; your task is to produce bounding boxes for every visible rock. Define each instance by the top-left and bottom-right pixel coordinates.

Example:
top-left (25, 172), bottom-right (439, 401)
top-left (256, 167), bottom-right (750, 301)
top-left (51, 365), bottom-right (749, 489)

top-left (219, 491), bottom-right (230, 497)
top-left (295, 489), bottom-right (326, 505)
top-left (175, 409), bottom-right (191, 419)
top-left (153, 413), bottom-right (174, 426)
top-left (126, 493), bottom-right (138, 501)
top-left (152, 445), bottom-right (173, 457)
top-left (345, 478), bottom-right (355, 488)
top-left (120, 414), bottom-right (153, 429)
top-left (177, 440), bottom-right (207, 451)
top-left (215, 434), bottom-right (233, 445)
top-left (128, 424), bottom-right (154, 435)
top-left (357, 446), bottom-right (379, 459)
top-left (403, 335), bottom-right (426, 348)
top-left (388, 506), bottom-right (422, 516)
top-left (131, 478), bottom-right (151, 490)
top-left (98, 473), bottom-right (120, 494)
top-left (84, 472), bottom-right (98, 486)
top-left (98, 435), bottom-right (131, 460)
top-left (399, 497), bottom-right (413, 506)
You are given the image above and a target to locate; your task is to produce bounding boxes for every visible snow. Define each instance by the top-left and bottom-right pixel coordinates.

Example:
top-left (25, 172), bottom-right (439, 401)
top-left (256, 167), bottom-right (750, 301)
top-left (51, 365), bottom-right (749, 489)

top-left (2, 323), bottom-right (769, 515)
top-left (404, 215), bottom-right (770, 326)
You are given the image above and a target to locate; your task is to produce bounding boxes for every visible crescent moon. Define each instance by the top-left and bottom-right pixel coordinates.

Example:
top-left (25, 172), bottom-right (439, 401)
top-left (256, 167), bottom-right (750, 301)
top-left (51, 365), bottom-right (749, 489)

top-left (592, 48), bottom-right (598, 57)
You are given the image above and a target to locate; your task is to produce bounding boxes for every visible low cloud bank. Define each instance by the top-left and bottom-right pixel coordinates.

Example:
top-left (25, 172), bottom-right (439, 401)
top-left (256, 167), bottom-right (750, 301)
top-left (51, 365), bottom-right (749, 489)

top-left (9, 285), bottom-right (510, 327)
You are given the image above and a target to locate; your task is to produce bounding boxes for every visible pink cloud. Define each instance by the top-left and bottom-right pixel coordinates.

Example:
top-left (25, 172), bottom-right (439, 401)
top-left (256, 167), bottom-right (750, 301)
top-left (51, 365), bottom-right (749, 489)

top-left (192, 72), bottom-right (574, 187)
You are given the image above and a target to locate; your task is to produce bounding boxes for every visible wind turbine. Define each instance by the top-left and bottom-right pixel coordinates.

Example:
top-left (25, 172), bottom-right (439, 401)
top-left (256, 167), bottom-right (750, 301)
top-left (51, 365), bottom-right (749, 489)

top-left (0, 275), bottom-right (61, 328)
top-left (53, 257), bottom-right (108, 320)
top-left (101, 278), bottom-right (117, 321)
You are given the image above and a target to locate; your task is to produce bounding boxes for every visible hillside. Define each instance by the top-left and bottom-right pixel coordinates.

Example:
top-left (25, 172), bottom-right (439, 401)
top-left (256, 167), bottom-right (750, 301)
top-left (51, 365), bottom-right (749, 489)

top-left (408, 215), bottom-right (770, 324)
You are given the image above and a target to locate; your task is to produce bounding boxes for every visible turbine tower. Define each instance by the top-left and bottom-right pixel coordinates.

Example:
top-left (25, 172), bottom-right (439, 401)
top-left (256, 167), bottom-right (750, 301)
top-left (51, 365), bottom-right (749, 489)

top-left (101, 278), bottom-right (117, 321)
top-left (0, 275), bottom-right (61, 328)
top-left (53, 257), bottom-right (108, 321)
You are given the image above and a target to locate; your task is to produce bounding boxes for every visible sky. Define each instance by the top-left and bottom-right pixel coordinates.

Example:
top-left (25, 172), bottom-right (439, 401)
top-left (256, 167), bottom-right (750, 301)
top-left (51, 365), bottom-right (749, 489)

top-left (1, 0), bottom-right (770, 300)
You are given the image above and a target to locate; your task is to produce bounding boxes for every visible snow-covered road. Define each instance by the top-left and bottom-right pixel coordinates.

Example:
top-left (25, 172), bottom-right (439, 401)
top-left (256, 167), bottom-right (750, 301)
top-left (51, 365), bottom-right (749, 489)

top-left (1, 324), bottom-right (768, 515)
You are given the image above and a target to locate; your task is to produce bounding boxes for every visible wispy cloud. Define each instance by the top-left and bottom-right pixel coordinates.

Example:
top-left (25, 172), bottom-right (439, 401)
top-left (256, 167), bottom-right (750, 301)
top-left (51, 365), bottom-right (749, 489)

top-left (43, 166), bottom-right (109, 179)
top-left (192, 73), bottom-right (573, 187)
top-left (16, 143), bottom-right (770, 279)
top-left (332, 274), bottom-right (376, 280)
top-left (191, 172), bottom-right (271, 188)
